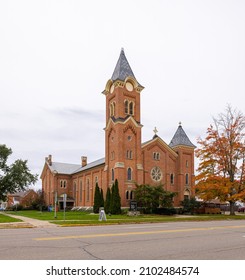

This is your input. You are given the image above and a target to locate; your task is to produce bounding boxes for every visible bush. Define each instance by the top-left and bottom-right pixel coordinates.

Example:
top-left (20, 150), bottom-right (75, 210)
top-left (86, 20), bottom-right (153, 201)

top-left (153, 207), bottom-right (176, 215)
top-left (181, 197), bottom-right (201, 214)
top-left (121, 208), bottom-right (129, 215)
top-left (174, 207), bottom-right (183, 215)
top-left (6, 204), bottom-right (24, 211)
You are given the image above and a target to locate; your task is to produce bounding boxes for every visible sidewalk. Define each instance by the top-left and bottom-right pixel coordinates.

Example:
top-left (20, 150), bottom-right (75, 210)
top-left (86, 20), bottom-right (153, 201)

top-left (0, 212), bottom-right (58, 229)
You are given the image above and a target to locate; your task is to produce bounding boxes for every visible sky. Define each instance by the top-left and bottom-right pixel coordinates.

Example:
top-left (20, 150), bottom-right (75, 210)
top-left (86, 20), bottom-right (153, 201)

top-left (0, 0), bottom-right (245, 190)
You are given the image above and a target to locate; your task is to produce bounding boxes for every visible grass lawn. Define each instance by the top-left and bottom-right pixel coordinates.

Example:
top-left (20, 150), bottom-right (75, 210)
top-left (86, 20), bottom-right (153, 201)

top-left (4, 210), bottom-right (245, 226)
top-left (0, 213), bottom-right (22, 223)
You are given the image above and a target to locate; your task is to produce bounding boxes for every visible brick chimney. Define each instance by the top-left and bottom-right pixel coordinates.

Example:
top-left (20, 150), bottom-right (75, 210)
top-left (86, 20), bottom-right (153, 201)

top-left (81, 156), bottom-right (87, 167)
top-left (47, 154), bottom-right (52, 166)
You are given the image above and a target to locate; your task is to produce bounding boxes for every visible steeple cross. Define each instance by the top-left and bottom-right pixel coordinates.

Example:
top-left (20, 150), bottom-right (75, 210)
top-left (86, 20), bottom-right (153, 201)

top-left (153, 127), bottom-right (158, 135)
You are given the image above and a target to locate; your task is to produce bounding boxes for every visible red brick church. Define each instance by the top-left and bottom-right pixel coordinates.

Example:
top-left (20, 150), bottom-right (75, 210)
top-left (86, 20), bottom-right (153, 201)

top-left (41, 49), bottom-right (195, 209)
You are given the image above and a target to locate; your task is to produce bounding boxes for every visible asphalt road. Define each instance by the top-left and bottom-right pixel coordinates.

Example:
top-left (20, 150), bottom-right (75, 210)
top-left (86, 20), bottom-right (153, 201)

top-left (0, 220), bottom-right (245, 260)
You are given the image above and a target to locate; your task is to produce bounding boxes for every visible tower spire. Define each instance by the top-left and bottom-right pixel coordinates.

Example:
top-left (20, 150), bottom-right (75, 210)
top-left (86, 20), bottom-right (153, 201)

top-left (111, 49), bottom-right (137, 82)
top-left (169, 123), bottom-right (196, 148)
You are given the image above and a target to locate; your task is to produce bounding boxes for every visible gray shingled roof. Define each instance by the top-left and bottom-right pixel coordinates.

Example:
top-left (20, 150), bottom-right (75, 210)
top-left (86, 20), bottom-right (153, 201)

top-left (111, 48), bottom-right (136, 82)
top-left (9, 190), bottom-right (33, 197)
top-left (48, 158), bottom-right (105, 175)
top-left (74, 157), bottom-right (105, 174)
top-left (49, 162), bottom-right (81, 175)
top-left (169, 124), bottom-right (196, 148)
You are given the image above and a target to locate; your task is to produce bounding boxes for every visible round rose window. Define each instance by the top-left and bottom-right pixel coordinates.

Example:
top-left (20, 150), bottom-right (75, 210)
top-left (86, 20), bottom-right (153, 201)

top-left (151, 167), bottom-right (162, 181)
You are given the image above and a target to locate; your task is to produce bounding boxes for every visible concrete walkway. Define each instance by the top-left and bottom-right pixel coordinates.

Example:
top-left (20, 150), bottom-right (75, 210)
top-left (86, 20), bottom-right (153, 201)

top-left (0, 212), bottom-right (57, 228)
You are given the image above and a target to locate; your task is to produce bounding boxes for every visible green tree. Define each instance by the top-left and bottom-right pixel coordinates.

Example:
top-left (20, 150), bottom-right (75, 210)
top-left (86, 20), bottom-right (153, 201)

top-left (109, 183), bottom-right (115, 214)
top-left (0, 144), bottom-right (38, 201)
top-left (93, 183), bottom-right (102, 213)
top-left (110, 179), bottom-right (121, 214)
top-left (135, 184), bottom-right (176, 213)
top-left (134, 184), bottom-right (154, 211)
top-left (104, 187), bottom-right (111, 214)
top-left (100, 188), bottom-right (104, 208)
top-left (181, 197), bottom-right (201, 214)
top-left (160, 188), bottom-right (177, 208)
top-left (31, 189), bottom-right (46, 210)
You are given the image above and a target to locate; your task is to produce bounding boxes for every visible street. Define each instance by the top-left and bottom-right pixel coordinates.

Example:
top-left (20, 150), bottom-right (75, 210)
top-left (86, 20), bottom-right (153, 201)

top-left (0, 220), bottom-right (245, 259)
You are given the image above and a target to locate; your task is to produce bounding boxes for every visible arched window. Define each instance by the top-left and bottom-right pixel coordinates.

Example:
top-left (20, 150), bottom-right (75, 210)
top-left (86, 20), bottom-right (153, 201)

top-left (73, 182), bottom-right (76, 198)
top-left (86, 179), bottom-right (90, 201)
top-left (113, 102), bottom-right (115, 115)
top-left (153, 152), bottom-right (160, 160)
top-left (79, 180), bottom-right (83, 202)
top-left (110, 102), bottom-right (115, 116)
top-left (126, 150), bottom-right (133, 159)
top-left (111, 151), bottom-right (115, 160)
top-left (112, 169), bottom-right (114, 182)
top-left (184, 189), bottom-right (190, 200)
top-left (63, 180), bottom-right (66, 188)
top-left (129, 102), bottom-right (134, 115)
top-left (126, 190), bottom-right (129, 200)
top-left (185, 174), bottom-right (189, 185)
top-left (124, 100), bottom-right (128, 114)
top-left (127, 168), bottom-right (132, 181)
top-left (95, 176), bottom-right (98, 185)
top-left (130, 191), bottom-right (134, 200)
top-left (170, 174), bottom-right (174, 185)
top-left (110, 103), bottom-right (113, 116)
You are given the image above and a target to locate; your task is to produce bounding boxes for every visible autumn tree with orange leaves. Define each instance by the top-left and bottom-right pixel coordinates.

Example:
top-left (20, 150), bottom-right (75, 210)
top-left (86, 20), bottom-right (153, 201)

top-left (195, 105), bottom-right (245, 215)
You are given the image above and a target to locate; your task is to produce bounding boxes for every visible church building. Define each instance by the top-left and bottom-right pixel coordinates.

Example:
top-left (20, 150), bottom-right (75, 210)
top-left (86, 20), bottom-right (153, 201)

top-left (41, 49), bottom-right (195, 209)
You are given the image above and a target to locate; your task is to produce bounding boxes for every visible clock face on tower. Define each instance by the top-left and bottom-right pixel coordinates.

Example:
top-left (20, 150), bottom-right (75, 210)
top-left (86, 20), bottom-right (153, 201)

top-left (125, 81), bottom-right (133, 91)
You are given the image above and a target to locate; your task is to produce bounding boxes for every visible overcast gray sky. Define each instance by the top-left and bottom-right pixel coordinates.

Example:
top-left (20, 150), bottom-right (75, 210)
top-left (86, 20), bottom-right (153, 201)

top-left (1, 0), bottom-right (245, 189)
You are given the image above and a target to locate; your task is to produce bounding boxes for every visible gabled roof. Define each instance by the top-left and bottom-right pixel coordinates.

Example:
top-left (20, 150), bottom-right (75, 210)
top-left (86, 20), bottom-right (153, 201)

top-left (73, 157), bottom-right (105, 174)
top-left (46, 158), bottom-right (105, 175)
top-left (169, 123), bottom-right (196, 148)
top-left (48, 162), bottom-right (81, 175)
top-left (8, 189), bottom-right (36, 198)
top-left (111, 48), bottom-right (136, 82)
top-left (142, 135), bottom-right (178, 157)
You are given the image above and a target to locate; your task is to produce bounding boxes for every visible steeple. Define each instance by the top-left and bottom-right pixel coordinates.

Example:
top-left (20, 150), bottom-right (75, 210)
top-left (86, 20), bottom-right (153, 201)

top-left (169, 123), bottom-right (196, 148)
top-left (111, 48), bottom-right (139, 83)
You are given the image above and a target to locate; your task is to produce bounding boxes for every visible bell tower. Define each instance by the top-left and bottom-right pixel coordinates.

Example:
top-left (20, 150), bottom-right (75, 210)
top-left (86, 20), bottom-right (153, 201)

top-left (169, 123), bottom-right (196, 204)
top-left (102, 49), bottom-right (144, 206)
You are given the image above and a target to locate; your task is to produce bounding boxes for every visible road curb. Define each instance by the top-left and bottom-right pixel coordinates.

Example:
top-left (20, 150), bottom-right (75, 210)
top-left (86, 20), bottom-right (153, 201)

top-left (0, 222), bottom-right (34, 229)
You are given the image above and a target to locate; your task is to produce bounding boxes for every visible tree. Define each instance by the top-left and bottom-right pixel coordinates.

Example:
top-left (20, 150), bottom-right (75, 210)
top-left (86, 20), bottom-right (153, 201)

top-left (110, 179), bottom-right (121, 214)
top-left (181, 197), bottom-right (201, 214)
top-left (160, 189), bottom-right (177, 208)
top-left (134, 184), bottom-right (176, 213)
top-left (93, 183), bottom-right (102, 213)
top-left (100, 188), bottom-right (104, 208)
top-left (0, 144), bottom-right (38, 201)
top-left (31, 189), bottom-right (46, 210)
top-left (104, 187), bottom-right (111, 214)
top-left (195, 105), bottom-right (245, 215)
top-left (134, 184), bottom-right (155, 212)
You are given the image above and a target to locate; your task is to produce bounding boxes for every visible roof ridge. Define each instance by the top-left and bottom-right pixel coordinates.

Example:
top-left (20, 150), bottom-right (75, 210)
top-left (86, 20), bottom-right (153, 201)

top-left (52, 161), bottom-right (81, 165)
top-left (73, 157), bottom-right (105, 174)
